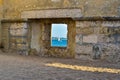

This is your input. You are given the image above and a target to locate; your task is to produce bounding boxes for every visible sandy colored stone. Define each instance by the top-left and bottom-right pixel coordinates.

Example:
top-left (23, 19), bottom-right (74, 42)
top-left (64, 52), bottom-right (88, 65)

top-left (83, 34), bottom-right (98, 43)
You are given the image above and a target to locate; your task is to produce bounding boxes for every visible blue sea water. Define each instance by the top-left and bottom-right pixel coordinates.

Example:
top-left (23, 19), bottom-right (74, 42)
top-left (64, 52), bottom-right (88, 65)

top-left (51, 39), bottom-right (67, 47)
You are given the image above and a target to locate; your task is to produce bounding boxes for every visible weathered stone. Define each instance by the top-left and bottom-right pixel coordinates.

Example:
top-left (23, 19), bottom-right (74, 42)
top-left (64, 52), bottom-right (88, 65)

top-left (31, 22), bottom-right (41, 53)
top-left (99, 27), bottom-right (108, 34)
top-left (21, 8), bottom-right (82, 19)
top-left (100, 27), bottom-right (120, 36)
top-left (10, 23), bottom-right (28, 36)
top-left (118, 6), bottom-right (120, 16)
top-left (92, 44), bottom-right (102, 59)
top-left (98, 35), bottom-right (118, 43)
top-left (76, 21), bottom-right (100, 28)
top-left (83, 34), bottom-right (98, 43)
top-left (75, 21), bottom-right (120, 62)
top-left (84, 0), bottom-right (120, 17)
top-left (75, 54), bottom-right (92, 61)
top-left (75, 34), bottom-right (82, 44)
top-left (0, 0), bottom-right (120, 63)
top-left (102, 21), bottom-right (120, 27)
top-left (75, 44), bottom-right (93, 55)
top-left (76, 27), bottom-right (94, 34)
top-left (29, 19), bottom-right (76, 58)
top-left (76, 21), bottom-right (84, 28)
top-left (101, 43), bottom-right (120, 62)
top-left (0, 0), bottom-right (119, 19)
top-left (76, 21), bottom-right (93, 28)
top-left (94, 27), bottom-right (100, 34)
top-left (30, 48), bottom-right (38, 55)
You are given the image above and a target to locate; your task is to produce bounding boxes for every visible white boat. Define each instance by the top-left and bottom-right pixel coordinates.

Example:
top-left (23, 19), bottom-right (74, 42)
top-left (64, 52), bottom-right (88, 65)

top-left (58, 37), bottom-right (61, 41)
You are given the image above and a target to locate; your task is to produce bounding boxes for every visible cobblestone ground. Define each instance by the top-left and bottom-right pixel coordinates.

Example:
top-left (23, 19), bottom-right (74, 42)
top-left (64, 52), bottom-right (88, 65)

top-left (0, 52), bottom-right (120, 80)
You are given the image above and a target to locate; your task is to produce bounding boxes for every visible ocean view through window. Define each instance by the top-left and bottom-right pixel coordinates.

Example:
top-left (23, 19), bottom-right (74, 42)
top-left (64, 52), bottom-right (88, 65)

top-left (51, 24), bottom-right (68, 47)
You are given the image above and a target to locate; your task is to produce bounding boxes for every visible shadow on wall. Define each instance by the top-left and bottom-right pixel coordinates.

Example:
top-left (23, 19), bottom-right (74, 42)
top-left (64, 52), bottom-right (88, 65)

top-left (0, 43), bottom-right (4, 49)
top-left (0, 43), bottom-right (4, 52)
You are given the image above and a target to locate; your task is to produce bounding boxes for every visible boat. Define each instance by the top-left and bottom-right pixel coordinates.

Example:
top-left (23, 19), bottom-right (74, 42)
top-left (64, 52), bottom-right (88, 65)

top-left (58, 37), bottom-right (61, 41)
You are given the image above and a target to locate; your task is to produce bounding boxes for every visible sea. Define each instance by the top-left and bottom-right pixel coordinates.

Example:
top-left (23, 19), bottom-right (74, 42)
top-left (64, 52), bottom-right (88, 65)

top-left (52, 39), bottom-right (67, 47)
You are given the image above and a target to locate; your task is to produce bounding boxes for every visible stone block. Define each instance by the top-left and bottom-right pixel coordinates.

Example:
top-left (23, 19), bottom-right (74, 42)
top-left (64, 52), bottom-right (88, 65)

top-left (83, 34), bottom-right (98, 43)
top-left (75, 44), bottom-right (93, 55)
top-left (101, 43), bottom-right (120, 62)
top-left (76, 21), bottom-right (84, 28)
top-left (99, 27), bottom-right (108, 34)
top-left (76, 27), bottom-right (94, 34)
top-left (94, 27), bottom-right (100, 34)
top-left (75, 34), bottom-right (82, 44)
top-left (76, 21), bottom-right (93, 28)
top-left (98, 35), bottom-right (115, 43)
top-left (75, 54), bottom-right (92, 61)
top-left (21, 8), bottom-right (82, 19)
top-left (76, 21), bottom-right (100, 28)
top-left (117, 36), bottom-right (120, 42)
top-left (102, 21), bottom-right (120, 27)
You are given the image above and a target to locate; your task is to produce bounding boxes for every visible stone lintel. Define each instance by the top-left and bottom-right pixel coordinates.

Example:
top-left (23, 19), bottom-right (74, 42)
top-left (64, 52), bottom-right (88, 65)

top-left (21, 8), bottom-right (82, 19)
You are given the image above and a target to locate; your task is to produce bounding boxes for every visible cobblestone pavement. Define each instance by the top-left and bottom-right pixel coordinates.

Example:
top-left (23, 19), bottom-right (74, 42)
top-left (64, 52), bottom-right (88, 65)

top-left (0, 52), bottom-right (119, 80)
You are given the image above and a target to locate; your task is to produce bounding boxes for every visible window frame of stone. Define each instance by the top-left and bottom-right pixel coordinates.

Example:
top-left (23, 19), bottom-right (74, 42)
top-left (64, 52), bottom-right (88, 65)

top-left (51, 23), bottom-right (68, 48)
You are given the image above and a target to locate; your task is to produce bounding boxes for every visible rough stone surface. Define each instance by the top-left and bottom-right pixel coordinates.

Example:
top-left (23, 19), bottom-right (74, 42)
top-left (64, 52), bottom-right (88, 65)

top-left (84, 0), bottom-right (120, 17)
top-left (75, 21), bottom-right (120, 62)
top-left (1, 23), bottom-right (10, 50)
top-left (0, 0), bottom-right (120, 19)
top-left (30, 22), bottom-right (41, 53)
top-left (83, 34), bottom-right (98, 43)
top-left (0, 0), bottom-right (120, 63)
top-left (101, 43), bottom-right (120, 62)
top-left (21, 8), bottom-right (82, 19)
top-left (1, 19), bottom-right (75, 58)
top-left (75, 44), bottom-right (93, 55)
top-left (39, 19), bottom-right (76, 58)
top-left (75, 34), bottom-right (82, 44)
top-left (76, 27), bottom-right (94, 35)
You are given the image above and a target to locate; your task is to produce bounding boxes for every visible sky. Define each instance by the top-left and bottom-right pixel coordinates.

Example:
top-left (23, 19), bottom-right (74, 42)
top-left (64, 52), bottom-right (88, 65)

top-left (51, 24), bottom-right (67, 38)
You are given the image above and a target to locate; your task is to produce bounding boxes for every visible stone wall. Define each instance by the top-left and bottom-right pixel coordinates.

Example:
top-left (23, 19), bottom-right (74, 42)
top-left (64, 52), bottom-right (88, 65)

top-left (1, 22), bottom-right (30, 55)
top-left (1, 22), bottom-right (10, 51)
top-left (76, 21), bottom-right (120, 62)
top-left (0, 0), bottom-right (3, 18)
top-left (16, 19), bottom-right (75, 58)
top-left (0, 0), bottom-right (3, 46)
top-left (1, 0), bottom-right (120, 19)
top-left (84, 0), bottom-right (120, 17)
top-left (2, 0), bottom-right (84, 19)
top-left (0, 0), bottom-right (120, 62)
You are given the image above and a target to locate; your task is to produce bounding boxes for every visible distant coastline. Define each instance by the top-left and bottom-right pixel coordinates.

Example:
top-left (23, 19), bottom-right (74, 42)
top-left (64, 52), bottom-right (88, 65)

top-left (52, 37), bottom-right (67, 40)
